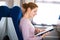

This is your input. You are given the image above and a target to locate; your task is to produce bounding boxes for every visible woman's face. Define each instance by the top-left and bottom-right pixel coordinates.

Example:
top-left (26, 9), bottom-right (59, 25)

top-left (29, 7), bottom-right (38, 18)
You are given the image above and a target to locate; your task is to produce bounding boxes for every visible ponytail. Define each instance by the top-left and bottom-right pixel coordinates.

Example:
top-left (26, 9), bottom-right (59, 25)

top-left (22, 2), bottom-right (38, 13)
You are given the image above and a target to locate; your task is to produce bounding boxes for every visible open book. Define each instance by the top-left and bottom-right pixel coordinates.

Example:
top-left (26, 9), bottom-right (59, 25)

top-left (35, 26), bottom-right (54, 36)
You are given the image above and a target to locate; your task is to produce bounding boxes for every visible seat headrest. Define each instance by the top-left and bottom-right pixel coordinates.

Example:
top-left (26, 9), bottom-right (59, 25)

top-left (10, 6), bottom-right (21, 14)
top-left (0, 6), bottom-right (10, 20)
top-left (10, 6), bottom-right (23, 24)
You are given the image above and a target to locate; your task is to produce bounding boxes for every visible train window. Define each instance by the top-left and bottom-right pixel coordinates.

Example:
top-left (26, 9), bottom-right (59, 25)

top-left (33, 2), bottom-right (60, 25)
top-left (44, 0), bottom-right (60, 2)
top-left (0, 1), bottom-right (7, 6)
top-left (35, 0), bottom-right (60, 2)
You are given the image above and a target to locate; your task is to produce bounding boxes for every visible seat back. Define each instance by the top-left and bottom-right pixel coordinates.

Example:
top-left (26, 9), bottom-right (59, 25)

top-left (7, 17), bottom-right (18, 40)
top-left (0, 6), bottom-right (10, 40)
top-left (0, 6), bottom-right (23, 40)
top-left (10, 6), bottom-right (23, 40)
top-left (0, 17), bottom-right (6, 40)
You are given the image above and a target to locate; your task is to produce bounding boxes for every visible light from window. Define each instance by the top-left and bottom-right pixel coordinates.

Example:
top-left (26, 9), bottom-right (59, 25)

top-left (33, 3), bottom-right (60, 25)
top-left (44, 0), bottom-right (60, 2)
top-left (36, 0), bottom-right (60, 2)
top-left (0, 1), bottom-right (7, 6)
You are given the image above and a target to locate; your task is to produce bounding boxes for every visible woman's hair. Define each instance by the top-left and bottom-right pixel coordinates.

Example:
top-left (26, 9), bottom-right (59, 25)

top-left (22, 2), bottom-right (38, 12)
top-left (22, 3), bottom-right (28, 10)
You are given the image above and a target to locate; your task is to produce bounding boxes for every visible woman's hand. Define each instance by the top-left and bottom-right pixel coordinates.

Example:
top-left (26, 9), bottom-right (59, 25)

top-left (35, 28), bottom-right (50, 38)
top-left (35, 28), bottom-right (44, 35)
top-left (41, 32), bottom-right (50, 38)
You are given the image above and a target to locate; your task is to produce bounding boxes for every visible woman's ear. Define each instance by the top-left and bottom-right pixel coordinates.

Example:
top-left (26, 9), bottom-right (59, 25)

top-left (27, 8), bottom-right (31, 12)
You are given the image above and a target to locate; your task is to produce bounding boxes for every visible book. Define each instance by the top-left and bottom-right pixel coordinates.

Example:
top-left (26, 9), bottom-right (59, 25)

top-left (35, 26), bottom-right (54, 36)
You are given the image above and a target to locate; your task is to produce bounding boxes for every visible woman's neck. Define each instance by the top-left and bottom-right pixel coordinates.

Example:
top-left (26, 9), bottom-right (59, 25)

top-left (23, 12), bottom-right (30, 19)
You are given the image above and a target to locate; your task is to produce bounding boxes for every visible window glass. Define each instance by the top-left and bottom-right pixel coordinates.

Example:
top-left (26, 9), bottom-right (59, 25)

top-left (0, 1), bottom-right (7, 6)
top-left (33, 3), bottom-right (60, 25)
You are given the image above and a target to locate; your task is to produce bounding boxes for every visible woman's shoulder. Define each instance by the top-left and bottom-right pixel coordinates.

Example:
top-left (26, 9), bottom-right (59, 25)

top-left (21, 18), bottom-right (28, 22)
top-left (20, 18), bottom-right (29, 24)
top-left (20, 18), bottom-right (30, 28)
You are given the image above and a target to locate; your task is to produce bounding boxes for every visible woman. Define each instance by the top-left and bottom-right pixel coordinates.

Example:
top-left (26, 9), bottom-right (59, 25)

top-left (21, 2), bottom-right (48, 35)
top-left (21, 3), bottom-right (44, 34)
top-left (20, 2), bottom-right (48, 40)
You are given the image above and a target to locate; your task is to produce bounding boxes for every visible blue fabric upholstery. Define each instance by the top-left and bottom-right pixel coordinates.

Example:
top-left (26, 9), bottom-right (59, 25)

top-left (0, 6), bottom-right (10, 20)
top-left (10, 6), bottom-right (23, 40)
